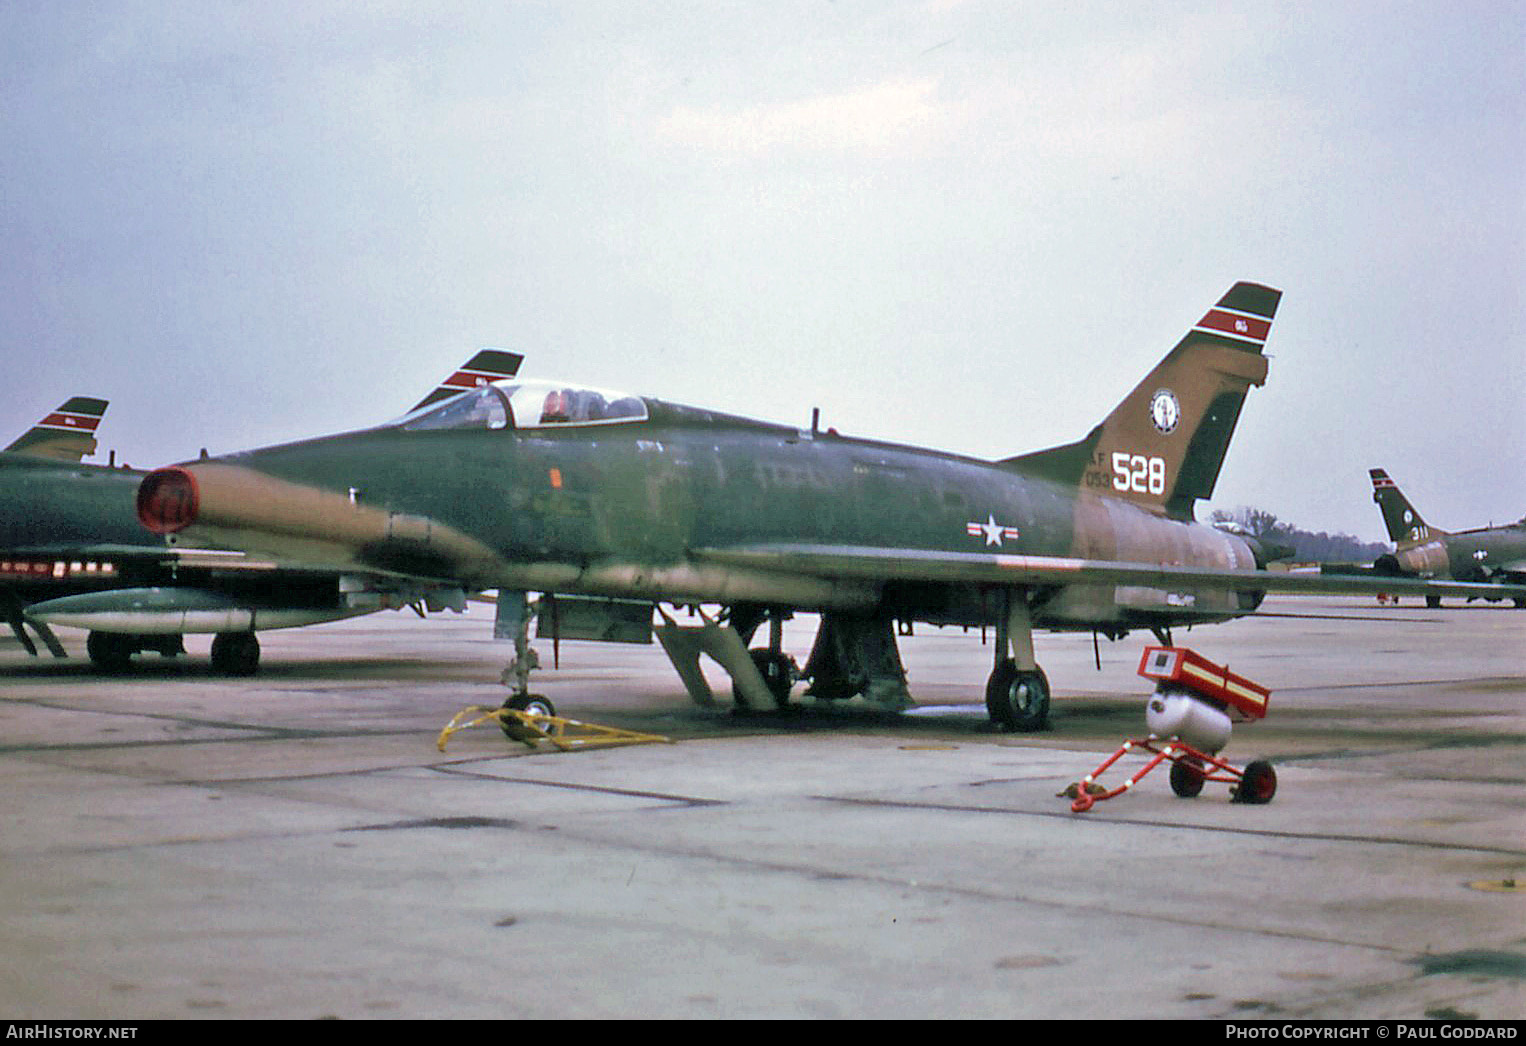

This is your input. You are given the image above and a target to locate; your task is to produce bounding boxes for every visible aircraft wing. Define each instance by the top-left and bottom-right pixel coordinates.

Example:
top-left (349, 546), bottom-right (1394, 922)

top-left (694, 543), bottom-right (1526, 603)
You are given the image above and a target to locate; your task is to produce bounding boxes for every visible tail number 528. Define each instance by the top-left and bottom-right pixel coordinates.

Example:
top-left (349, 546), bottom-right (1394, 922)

top-left (1112, 453), bottom-right (1166, 496)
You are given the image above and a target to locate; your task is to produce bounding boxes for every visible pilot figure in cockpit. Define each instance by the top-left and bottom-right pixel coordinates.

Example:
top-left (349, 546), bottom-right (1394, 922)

top-left (540, 389), bottom-right (571, 424)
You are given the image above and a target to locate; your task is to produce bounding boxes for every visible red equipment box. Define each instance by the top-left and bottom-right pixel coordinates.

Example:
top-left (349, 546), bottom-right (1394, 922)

top-left (1137, 646), bottom-right (1270, 721)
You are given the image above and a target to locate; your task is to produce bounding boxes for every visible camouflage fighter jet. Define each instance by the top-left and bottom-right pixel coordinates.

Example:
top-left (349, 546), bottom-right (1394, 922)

top-left (1369, 468), bottom-right (1526, 608)
top-left (130, 285), bottom-right (1526, 727)
top-left (0, 395), bottom-right (124, 656)
top-left (9, 350), bottom-right (522, 672)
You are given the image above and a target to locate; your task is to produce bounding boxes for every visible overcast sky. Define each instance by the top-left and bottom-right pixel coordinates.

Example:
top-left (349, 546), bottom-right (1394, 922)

top-left (3, 1), bottom-right (1521, 541)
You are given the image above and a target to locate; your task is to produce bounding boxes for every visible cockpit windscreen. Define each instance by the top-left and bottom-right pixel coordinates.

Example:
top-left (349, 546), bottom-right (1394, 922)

top-left (397, 380), bottom-right (647, 433)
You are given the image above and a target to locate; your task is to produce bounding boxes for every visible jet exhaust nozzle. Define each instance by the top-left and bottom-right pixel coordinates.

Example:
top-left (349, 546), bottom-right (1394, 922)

top-left (138, 466), bottom-right (199, 534)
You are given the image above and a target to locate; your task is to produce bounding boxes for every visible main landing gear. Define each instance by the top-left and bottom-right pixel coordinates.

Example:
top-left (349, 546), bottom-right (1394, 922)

top-left (985, 661), bottom-right (1051, 732)
top-left (984, 595), bottom-right (1051, 732)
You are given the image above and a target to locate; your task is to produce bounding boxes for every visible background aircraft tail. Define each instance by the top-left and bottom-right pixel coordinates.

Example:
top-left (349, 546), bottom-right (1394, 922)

top-left (1005, 282), bottom-right (1281, 520)
top-left (5, 396), bottom-right (109, 461)
top-left (1369, 468), bottom-right (1443, 547)
top-left (409, 348), bottom-right (524, 413)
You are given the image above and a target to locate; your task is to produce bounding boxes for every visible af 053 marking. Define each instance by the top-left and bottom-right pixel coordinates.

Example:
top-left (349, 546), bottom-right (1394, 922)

top-left (1112, 452), bottom-right (1166, 496)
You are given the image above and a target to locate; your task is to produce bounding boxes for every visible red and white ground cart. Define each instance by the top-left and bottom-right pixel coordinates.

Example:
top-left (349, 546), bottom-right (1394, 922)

top-left (1064, 646), bottom-right (1277, 813)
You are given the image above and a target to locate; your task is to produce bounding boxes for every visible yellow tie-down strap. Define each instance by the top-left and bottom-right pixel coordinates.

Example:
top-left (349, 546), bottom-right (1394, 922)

top-left (437, 705), bottom-right (672, 753)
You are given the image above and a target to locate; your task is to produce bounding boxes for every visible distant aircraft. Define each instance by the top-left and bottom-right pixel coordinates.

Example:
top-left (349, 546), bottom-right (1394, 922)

top-left (4, 396), bottom-right (109, 462)
top-left (1369, 468), bottom-right (1526, 608)
top-left (407, 349), bottom-right (526, 413)
top-left (0, 396), bottom-right (126, 656)
top-left (130, 284), bottom-right (1526, 727)
top-left (7, 350), bottom-right (523, 672)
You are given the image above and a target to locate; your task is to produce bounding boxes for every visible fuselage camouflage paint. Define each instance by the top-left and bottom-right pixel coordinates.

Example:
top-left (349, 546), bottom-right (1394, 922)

top-left (136, 283), bottom-right (1294, 641)
top-left (144, 396), bottom-right (1259, 634)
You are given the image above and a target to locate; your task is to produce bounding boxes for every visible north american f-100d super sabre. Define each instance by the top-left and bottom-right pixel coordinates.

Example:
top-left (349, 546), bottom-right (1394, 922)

top-left (133, 284), bottom-right (1526, 727)
top-left (1368, 468), bottom-right (1525, 608)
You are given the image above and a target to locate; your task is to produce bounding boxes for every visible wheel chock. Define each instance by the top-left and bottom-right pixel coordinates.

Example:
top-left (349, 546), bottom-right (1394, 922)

top-left (436, 705), bottom-right (672, 753)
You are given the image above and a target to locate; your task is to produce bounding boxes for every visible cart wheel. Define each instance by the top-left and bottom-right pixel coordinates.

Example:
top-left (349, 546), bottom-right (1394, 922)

top-left (1233, 760), bottom-right (1277, 804)
top-left (1169, 757), bottom-right (1206, 798)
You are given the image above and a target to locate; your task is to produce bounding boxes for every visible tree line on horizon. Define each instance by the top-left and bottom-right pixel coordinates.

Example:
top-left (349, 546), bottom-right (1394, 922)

top-left (1208, 507), bottom-right (1389, 565)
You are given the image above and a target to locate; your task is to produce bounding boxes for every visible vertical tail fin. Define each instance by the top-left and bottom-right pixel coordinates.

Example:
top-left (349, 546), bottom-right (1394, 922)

top-left (4, 397), bottom-right (109, 461)
top-left (409, 348), bottom-right (524, 413)
top-left (1369, 468), bottom-right (1442, 546)
top-left (1005, 282), bottom-right (1281, 519)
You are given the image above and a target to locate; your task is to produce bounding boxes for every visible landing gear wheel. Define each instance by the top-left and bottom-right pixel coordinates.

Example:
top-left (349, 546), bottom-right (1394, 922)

top-left (1426, 594), bottom-right (1442, 609)
top-left (1233, 760), bottom-right (1277, 804)
top-left (1169, 756), bottom-right (1207, 798)
top-left (209, 632), bottom-right (260, 676)
top-left (984, 660), bottom-right (1051, 732)
top-left (87, 631), bottom-right (133, 673)
top-left (504, 693), bottom-right (556, 718)
top-left (733, 648), bottom-right (794, 710)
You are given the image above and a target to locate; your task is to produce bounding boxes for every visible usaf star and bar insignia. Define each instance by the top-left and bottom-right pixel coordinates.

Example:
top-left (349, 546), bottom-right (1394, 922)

top-left (966, 514), bottom-right (1020, 547)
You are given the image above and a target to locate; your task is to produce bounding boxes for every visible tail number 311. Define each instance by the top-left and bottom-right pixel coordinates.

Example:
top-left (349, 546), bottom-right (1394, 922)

top-left (1112, 453), bottom-right (1166, 496)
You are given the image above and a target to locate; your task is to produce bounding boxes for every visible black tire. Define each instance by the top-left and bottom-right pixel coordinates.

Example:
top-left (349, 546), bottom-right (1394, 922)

top-left (1169, 757), bottom-right (1206, 798)
top-left (1234, 760), bottom-right (1277, 804)
top-left (209, 632), bottom-right (260, 676)
top-left (86, 631), bottom-right (134, 672)
top-left (984, 660), bottom-right (1050, 732)
top-left (148, 635), bottom-right (184, 658)
top-left (504, 693), bottom-right (556, 718)
top-left (1426, 594), bottom-right (1442, 609)
top-left (731, 648), bottom-right (793, 710)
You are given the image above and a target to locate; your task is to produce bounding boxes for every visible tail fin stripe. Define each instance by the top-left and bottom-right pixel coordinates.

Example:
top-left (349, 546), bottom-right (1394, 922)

top-left (1194, 308), bottom-right (1272, 347)
top-left (441, 368), bottom-right (505, 391)
top-left (37, 412), bottom-right (103, 432)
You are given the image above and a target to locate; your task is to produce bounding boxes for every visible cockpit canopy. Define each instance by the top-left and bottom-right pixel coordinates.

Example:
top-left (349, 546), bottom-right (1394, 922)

top-left (397, 379), bottom-right (648, 433)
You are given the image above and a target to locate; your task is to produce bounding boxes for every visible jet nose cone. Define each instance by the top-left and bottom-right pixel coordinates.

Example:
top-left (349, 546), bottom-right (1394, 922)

top-left (137, 466), bottom-right (199, 534)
